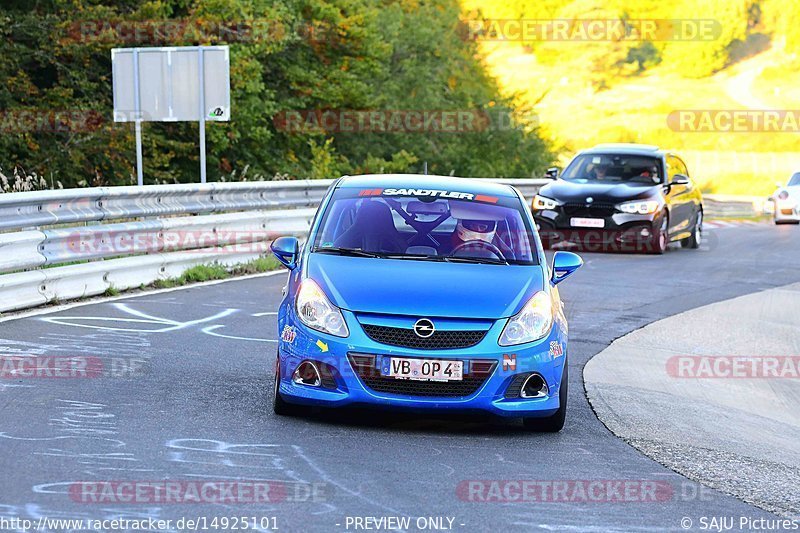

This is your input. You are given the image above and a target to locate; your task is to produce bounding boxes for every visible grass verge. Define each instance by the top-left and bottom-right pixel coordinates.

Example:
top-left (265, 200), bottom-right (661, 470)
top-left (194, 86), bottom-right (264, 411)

top-left (153, 256), bottom-right (280, 289)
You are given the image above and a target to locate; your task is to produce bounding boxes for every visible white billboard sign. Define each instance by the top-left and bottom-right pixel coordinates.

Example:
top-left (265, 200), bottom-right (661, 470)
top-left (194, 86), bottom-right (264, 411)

top-left (111, 46), bottom-right (231, 184)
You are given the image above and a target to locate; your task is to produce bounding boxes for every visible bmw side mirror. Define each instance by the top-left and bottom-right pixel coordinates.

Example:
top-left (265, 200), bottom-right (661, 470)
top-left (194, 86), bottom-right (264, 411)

top-left (271, 236), bottom-right (299, 270)
top-left (551, 251), bottom-right (583, 286)
top-left (544, 167), bottom-right (559, 180)
top-left (670, 174), bottom-right (690, 186)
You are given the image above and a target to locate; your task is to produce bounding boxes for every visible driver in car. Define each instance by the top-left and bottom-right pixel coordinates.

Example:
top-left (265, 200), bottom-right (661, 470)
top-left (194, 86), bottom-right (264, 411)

top-left (448, 214), bottom-right (513, 260)
top-left (590, 163), bottom-right (610, 180)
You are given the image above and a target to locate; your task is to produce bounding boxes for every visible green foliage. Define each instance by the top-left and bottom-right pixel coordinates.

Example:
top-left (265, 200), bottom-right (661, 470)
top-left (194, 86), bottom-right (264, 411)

top-left (617, 42), bottom-right (661, 73)
top-left (0, 0), bottom-right (552, 186)
top-left (104, 285), bottom-right (120, 297)
top-left (465, 0), bottom-right (773, 83)
top-left (661, 0), bottom-right (750, 78)
top-left (152, 255), bottom-right (278, 289)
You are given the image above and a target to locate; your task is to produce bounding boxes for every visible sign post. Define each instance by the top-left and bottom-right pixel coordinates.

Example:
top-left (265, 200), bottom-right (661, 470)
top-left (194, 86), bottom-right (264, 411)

top-left (112, 46), bottom-right (230, 185)
top-left (132, 49), bottom-right (143, 186)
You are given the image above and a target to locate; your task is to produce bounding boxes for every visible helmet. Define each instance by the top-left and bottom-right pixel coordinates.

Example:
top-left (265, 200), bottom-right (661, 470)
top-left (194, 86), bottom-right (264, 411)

top-left (456, 219), bottom-right (496, 244)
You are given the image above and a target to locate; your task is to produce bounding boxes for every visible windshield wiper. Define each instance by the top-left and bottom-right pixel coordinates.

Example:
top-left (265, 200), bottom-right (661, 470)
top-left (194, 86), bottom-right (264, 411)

top-left (312, 247), bottom-right (384, 259)
top-left (442, 256), bottom-right (509, 265)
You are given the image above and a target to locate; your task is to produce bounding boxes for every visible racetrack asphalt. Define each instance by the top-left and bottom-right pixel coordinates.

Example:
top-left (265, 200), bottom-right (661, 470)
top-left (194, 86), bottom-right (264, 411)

top-left (0, 223), bottom-right (799, 532)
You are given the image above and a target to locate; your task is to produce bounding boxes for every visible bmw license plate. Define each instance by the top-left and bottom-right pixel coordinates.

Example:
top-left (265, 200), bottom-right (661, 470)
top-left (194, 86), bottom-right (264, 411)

top-left (384, 358), bottom-right (463, 381)
top-left (570, 217), bottom-right (605, 228)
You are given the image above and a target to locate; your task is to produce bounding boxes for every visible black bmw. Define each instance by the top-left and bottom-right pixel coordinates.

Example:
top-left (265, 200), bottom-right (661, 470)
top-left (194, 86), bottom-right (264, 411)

top-left (533, 143), bottom-right (704, 254)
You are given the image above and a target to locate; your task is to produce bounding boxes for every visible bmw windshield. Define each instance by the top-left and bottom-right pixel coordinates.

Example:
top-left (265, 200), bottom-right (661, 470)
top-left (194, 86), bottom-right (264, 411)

top-left (562, 154), bottom-right (664, 185)
top-left (311, 187), bottom-right (539, 265)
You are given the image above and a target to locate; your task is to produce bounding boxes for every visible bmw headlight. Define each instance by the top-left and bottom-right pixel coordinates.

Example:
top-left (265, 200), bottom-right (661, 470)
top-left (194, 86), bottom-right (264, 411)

top-left (295, 279), bottom-right (349, 337)
top-left (499, 291), bottom-right (553, 346)
top-left (532, 195), bottom-right (561, 210)
top-left (617, 200), bottom-right (659, 215)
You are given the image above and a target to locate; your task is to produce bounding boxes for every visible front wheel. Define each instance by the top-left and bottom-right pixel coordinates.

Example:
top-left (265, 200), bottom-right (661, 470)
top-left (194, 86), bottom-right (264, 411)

top-left (523, 364), bottom-right (567, 432)
top-left (681, 210), bottom-right (703, 249)
top-left (648, 213), bottom-right (669, 255)
top-left (273, 355), bottom-right (302, 416)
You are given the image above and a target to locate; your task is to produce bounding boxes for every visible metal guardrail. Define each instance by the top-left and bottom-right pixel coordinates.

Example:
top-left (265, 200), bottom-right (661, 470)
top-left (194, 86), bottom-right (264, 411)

top-left (0, 180), bottom-right (332, 231)
top-left (0, 178), bottom-right (765, 313)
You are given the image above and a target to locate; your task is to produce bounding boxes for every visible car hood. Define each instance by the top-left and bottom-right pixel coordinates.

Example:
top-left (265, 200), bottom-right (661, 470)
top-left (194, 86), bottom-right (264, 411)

top-left (539, 179), bottom-right (660, 203)
top-left (305, 254), bottom-right (544, 319)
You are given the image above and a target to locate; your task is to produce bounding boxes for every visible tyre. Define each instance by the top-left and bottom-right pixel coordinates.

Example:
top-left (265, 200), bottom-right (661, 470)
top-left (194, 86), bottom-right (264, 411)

top-left (273, 355), bottom-right (302, 416)
top-left (648, 213), bottom-right (669, 255)
top-left (681, 210), bottom-right (703, 249)
top-left (523, 364), bottom-right (567, 432)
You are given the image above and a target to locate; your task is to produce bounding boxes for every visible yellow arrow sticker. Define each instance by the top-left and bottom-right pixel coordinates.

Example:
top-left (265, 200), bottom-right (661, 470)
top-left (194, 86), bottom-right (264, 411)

top-left (316, 339), bottom-right (329, 353)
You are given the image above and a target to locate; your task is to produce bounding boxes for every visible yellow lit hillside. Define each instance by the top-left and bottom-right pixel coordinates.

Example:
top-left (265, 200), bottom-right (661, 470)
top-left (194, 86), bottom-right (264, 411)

top-left (460, 0), bottom-right (800, 195)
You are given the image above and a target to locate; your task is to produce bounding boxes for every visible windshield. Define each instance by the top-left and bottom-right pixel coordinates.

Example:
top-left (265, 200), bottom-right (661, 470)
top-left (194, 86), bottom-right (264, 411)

top-left (311, 187), bottom-right (538, 265)
top-left (789, 173), bottom-right (800, 186)
top-left (562, 153), bottom-right (663, 185)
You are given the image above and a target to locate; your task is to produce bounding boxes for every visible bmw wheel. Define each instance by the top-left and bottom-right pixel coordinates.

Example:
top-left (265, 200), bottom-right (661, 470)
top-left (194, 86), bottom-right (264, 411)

top-left (681, 210), bottom-right (703, 249)
top-left (649, 213), bottom-right (669, 255)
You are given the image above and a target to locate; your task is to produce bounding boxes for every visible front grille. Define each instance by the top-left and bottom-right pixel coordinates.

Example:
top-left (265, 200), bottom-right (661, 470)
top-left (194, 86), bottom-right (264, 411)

top-left (361, 324), bottom-right (487, 350)
top-left (562, 202), bottom-right (617, 218)
top-left (348, 354), bottom-right (496, 397)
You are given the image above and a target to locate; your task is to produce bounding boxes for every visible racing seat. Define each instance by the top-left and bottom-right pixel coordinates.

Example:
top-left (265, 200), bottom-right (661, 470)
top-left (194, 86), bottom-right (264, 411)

top-left (333, 200), bottom-right (407, 253)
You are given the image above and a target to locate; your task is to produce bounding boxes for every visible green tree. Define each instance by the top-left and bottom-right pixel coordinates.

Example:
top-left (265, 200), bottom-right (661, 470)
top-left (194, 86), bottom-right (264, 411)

top-left (0, 0), bottom-right (552, 187)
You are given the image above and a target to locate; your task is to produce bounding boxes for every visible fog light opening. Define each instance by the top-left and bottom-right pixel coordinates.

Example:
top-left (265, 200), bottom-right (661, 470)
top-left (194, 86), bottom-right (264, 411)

top-left (292, 361), bottom-right (322, 387)
top-left (521, 374), bottom-right (549, 398)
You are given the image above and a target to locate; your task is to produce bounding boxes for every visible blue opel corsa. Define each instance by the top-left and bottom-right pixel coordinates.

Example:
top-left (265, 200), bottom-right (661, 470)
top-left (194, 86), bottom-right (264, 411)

top-left (270, 175), bottom-right (582, 431)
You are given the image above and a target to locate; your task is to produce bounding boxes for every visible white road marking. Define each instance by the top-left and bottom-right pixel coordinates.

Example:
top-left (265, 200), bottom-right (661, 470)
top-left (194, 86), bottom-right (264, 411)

top-left (200, 325), bottom-right (277, 343)
top-left (40, 304), bottom-right (238, 333)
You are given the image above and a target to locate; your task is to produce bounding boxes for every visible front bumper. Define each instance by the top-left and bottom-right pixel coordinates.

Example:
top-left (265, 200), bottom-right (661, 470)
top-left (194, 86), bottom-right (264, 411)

top-left (774, 202), bottom-right (800, 221)
top-left (276, 310), bottom-right (567, 418)
top-left (535, 208), bottom-right (663, 252)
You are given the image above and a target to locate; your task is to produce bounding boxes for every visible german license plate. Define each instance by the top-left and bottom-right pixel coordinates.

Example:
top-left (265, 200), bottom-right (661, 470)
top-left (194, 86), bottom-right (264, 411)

top-left (570, 217), bottom-right (605, 228)
top-left (384, 358), bottom-right (463, 381)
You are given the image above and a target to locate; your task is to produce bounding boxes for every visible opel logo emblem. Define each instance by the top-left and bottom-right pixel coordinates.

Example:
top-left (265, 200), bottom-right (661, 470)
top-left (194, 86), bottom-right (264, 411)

top-left (413, 319), bottom-right (436, 338)
top-left (586, 197), bottom-right (594, 203)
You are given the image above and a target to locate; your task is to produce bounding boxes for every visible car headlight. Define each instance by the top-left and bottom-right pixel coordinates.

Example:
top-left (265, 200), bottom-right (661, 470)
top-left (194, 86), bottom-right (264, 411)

top-left (532, 195), bottom-right (561, 210)
top-left (498, 291), bottom-right (553, 346)
top-left (777, 190), bottom-right (789, 201)
top-left (617, 200), bottom-right (660, 215)
top-left (295, 279), bottom-right (349, 338)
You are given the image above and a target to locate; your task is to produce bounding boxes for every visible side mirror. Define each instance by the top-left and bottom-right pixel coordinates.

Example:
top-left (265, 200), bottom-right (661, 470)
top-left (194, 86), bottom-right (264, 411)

top-left (670, 174), bottom-right (690, 186)
top-left (551, 251), bottom-right (583, 286)
top-left (544, 167), bottom-right (559, 180)
top-left (271, 236), bottom-right (299, 270)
